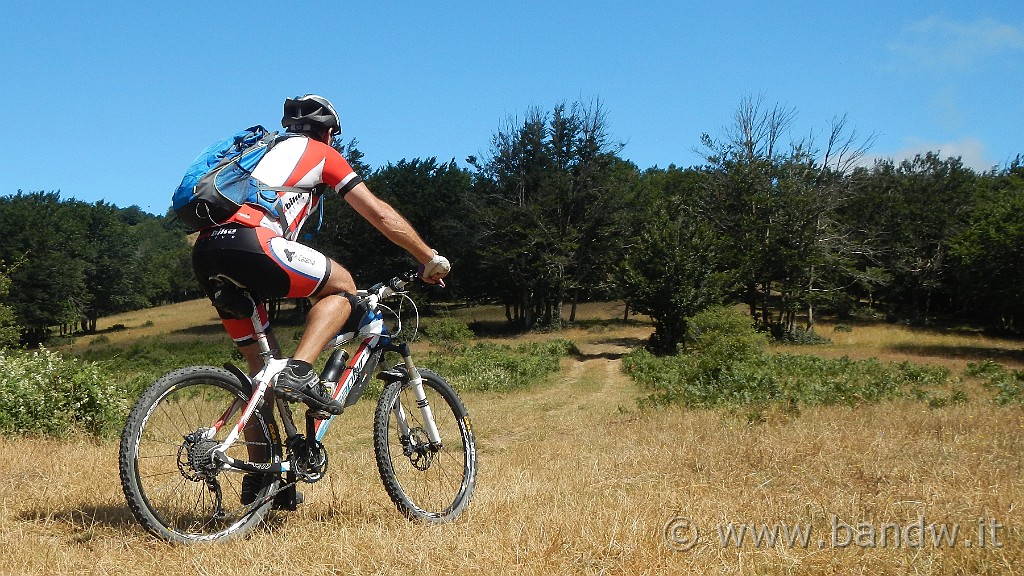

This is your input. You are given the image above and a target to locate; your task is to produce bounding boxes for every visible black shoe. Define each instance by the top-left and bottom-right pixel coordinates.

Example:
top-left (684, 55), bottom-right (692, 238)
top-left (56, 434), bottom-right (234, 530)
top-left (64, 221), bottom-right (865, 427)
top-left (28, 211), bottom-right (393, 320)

top-left (275, 365), bottom-right (345, 415)
top-left (241, 473), bottom-right (304, 511)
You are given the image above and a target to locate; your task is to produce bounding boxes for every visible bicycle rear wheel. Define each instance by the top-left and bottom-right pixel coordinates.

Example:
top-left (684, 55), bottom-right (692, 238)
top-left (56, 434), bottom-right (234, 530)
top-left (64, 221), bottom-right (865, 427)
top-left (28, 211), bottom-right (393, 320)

top-left (373, 368), bottom-right (477, 523)
top-left (118, 366), bottom-right (281, 543)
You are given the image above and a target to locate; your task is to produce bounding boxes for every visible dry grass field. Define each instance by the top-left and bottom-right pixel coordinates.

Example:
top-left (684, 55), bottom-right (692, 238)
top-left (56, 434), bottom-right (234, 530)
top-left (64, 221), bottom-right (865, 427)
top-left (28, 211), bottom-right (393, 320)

top-left (2, 301), bottom-right (1024, 575)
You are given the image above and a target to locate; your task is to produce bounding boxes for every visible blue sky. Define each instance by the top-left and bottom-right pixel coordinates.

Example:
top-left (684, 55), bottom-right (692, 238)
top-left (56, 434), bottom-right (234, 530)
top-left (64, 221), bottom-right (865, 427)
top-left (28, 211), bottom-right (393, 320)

top-left (2, 1), bottom-right (1022, 214)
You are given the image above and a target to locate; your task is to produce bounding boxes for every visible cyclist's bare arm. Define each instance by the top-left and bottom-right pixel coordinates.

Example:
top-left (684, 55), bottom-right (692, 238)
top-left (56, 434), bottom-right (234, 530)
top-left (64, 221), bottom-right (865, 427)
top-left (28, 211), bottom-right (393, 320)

top-left (344, 183), bottom-right (435, 265)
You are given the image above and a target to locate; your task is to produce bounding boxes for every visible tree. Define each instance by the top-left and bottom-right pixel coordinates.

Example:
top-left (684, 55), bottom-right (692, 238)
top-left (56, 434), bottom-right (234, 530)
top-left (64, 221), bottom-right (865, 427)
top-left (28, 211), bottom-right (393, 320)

top-left (310, 140), bottom-right (474, 291)
top-left (133, 215), bottom-right (202, 305)
top-left (616, 167), bottom-right (725, 354)
top-left (472, 100), bottom-right (630, 328)
top-left (0, 192), bottom-right (198, 344)
top-left (698, 96), bottom-right (872, 338)
top-left (365, 157), bottom-right (475, 290)
top-left (949, 158), bottom-right (1024, 332)
top-left (0, 191), bottom-right (90, 344)
top-left (851, 153), bottom-right (977, 323)
top-left (0, 261), bottom-right (22, 348)
top-left (81, 202), bottom-right (149, 331)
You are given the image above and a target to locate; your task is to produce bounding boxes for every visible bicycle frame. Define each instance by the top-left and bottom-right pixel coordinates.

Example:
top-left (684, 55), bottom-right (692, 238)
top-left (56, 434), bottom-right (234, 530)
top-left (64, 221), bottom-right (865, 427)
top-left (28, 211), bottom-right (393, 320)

top-left (119, 271), bottom-right (476, 542)
top-left (207, 277), bottom-right (444, 478)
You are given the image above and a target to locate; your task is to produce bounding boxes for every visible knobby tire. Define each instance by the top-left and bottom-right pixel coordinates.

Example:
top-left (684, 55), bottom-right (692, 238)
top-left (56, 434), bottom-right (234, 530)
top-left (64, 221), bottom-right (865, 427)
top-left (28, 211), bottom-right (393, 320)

top-left (118, 366), bottom-right (281, 543)
top-left (373, 368), bottom-right (477, 523)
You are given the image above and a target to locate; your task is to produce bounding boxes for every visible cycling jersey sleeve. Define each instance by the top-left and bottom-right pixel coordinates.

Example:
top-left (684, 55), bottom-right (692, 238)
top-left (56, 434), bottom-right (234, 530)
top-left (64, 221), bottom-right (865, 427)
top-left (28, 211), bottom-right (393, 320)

top-left (303, 139), bottom-right (364, 195)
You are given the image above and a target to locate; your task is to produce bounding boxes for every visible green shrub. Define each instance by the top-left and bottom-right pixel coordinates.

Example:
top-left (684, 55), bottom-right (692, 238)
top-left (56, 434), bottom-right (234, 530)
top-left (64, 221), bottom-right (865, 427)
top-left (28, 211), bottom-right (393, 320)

top-left (685, 306), bottom-right (767, 366)
top-left (623, 309), bottom-right (955, 411)
top-left (966, 360), bottom-right (1024, 405)
top-left (625, 348), bottom-right (955, 410)
top-left (424, 338), bottom-right (575, 393)
top-left (423, 317), bottom-right (474, 352)
top-left (0, 348), bottom-right (125, 437)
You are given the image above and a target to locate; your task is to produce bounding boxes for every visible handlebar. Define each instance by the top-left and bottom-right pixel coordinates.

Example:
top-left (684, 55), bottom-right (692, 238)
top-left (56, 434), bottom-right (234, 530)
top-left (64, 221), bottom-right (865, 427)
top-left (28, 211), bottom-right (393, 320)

top-left (358, 270), bottom-right (426, 304)
top-left (321, 271), bottom-right (434, 350)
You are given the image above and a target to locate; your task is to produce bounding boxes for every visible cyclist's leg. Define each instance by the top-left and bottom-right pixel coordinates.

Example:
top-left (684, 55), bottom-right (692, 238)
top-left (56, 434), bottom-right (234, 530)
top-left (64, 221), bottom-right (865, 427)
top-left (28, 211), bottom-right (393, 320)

top-left (194, 225), bottom-right (356, 398)
top-left (193, 227), bottom-right (291, 461)
top-left (255, 233), bottom-right (358, 413)
top-left (291, 262), bottom-right (356, 365)
top-left (211, 308), bottom-right (281, 463)
top-left (237, 326), bottom-right (282, 375)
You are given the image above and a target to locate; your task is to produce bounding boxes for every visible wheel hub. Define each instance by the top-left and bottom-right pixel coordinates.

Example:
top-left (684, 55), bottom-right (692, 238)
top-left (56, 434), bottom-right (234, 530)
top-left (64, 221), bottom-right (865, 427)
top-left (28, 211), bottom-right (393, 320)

top-left (405, 428), bottom-right (434, 471)
top-left (178, 430), bottom-right (221, 481)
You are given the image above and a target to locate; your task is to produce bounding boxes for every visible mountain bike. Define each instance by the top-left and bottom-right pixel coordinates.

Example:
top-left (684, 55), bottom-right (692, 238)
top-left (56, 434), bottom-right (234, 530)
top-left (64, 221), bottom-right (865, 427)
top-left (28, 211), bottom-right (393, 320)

top-left (118, 271), bottom-right (477, 543)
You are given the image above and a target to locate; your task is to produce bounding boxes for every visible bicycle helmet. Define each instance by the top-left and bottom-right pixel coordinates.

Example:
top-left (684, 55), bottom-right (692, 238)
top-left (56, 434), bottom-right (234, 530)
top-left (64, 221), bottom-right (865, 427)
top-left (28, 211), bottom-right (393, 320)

top-left (282, 94), bottom-right (341, 135)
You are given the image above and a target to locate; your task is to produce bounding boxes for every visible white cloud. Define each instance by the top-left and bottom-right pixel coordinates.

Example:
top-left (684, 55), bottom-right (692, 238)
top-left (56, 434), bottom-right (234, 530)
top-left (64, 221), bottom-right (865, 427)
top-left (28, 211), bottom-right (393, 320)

top-left (865, 137), bottom-right (1000, 173)
top-left (888, 16), bottom-right (1024, 71)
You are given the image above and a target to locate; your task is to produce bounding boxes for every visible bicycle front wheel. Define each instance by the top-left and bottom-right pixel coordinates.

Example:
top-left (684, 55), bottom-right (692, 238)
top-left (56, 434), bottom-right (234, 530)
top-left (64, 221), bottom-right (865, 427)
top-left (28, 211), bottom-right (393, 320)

top-left (118, 366), bottom-right (281, 543)
top-left (373, 368), bottom-right (477, 523)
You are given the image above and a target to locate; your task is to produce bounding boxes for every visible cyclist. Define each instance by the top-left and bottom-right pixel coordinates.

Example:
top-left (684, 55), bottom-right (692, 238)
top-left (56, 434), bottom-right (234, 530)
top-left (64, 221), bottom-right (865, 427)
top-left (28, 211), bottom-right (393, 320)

top-left (191, 94), bottom-right (450, 417)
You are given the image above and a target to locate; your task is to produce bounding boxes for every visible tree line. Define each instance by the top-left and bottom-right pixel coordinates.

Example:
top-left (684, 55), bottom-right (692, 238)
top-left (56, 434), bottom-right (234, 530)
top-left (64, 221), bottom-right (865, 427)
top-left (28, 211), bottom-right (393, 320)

top-left (1, 97), bottom-right (1022, 352)
top-left (0, 193), bottom-right (197, 346)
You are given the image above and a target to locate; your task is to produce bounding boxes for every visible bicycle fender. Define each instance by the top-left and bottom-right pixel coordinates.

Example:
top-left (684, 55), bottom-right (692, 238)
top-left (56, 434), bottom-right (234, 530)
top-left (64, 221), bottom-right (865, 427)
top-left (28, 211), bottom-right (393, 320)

top-left (224, 363), bottom-right (254, 395)
top-left (376, 369), bottom-right (405, 384)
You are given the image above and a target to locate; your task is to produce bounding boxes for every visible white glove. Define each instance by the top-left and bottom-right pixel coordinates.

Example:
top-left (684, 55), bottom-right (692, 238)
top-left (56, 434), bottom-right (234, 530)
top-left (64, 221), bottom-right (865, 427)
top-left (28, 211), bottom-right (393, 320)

top-left (419, 250), bottom-right (451, 283)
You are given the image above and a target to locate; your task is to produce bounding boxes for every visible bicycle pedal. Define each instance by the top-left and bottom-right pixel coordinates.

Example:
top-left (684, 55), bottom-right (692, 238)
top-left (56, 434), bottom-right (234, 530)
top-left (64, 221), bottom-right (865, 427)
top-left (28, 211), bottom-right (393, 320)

top-left (306, 407), bottom-right (337, 420)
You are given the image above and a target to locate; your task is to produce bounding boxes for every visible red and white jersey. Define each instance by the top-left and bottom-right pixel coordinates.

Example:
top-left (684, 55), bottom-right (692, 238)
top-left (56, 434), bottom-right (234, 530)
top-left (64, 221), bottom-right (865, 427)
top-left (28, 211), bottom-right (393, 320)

top-left (230, 136), bottom-right (362, 239)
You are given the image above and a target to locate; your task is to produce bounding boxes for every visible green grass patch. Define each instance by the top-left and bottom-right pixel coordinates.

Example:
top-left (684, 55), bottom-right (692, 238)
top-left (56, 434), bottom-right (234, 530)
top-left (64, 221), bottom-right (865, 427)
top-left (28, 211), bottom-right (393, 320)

top-left (423, 338), bottom-right (576, 393)
top-left (77, 336), bottom-right (244, 398)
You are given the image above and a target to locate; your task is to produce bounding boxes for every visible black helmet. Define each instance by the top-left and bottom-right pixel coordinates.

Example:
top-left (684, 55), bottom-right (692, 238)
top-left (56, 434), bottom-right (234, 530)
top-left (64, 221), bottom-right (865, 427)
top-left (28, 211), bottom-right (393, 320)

top-left (282, 94), bottom-right (341, 134)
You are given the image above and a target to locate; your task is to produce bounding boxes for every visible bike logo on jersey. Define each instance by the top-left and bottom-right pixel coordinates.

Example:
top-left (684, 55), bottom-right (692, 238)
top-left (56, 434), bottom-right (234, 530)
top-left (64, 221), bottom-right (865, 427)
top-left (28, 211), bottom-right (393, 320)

top-left (282, 248), bottom-right (316, 267)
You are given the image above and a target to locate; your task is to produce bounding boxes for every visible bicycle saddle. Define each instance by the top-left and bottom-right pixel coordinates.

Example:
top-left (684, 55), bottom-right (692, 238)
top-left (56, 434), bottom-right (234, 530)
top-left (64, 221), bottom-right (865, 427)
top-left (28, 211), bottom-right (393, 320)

top-left (209, 275), bottom-right (256, 320)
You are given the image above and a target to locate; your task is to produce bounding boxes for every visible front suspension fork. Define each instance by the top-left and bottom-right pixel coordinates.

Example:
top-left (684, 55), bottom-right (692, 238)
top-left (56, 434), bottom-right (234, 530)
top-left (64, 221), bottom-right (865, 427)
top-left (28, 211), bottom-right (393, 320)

top-left (396, 351), bottom-right (442, 447)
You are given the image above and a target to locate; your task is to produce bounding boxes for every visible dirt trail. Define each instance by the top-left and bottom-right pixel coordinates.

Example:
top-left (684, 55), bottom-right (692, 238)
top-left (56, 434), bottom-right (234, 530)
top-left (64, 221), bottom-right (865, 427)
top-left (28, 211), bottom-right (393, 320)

top-left (565, 338), bottom-right (639, 405)
top-left (477, 332), bottom-right (647, 449)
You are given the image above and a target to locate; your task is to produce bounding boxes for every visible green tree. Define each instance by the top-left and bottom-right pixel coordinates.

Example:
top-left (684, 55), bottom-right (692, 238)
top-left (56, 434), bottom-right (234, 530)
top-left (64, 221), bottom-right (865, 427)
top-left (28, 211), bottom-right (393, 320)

top-left (0, 192), bottom-right (196, 344)
top-left (133, 214), bottom-right (201, 305)
top-left (0, 261), bottom-right (22, 348)
top-left (311, 141), bottom-right (473, 290)
top-left (616, 168), bottom-right (725, 354)
top-left (851, 153), bottom-right (977, 323)
top-left (472, 100), bottom-right (629, 328)
top-left (0, 191), bottom-right (91, 344)
top-left (949, 158), bottom-right (1024, 332)
top-left (81, 202), bottom-right (149, 331)
top-left (699, 96), bottom-right (872, 338)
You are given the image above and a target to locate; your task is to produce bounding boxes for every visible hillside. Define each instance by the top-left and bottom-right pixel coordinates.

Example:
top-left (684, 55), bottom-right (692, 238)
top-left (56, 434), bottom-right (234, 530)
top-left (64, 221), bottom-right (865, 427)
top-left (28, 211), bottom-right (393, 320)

top-left (4, 300), bottom-right (1023, 574)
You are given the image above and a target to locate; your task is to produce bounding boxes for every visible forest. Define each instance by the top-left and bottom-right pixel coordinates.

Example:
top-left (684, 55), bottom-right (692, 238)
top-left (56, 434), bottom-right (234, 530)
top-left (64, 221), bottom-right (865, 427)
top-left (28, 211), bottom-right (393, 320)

top-left (1, 97), bottom-right (1022, 352)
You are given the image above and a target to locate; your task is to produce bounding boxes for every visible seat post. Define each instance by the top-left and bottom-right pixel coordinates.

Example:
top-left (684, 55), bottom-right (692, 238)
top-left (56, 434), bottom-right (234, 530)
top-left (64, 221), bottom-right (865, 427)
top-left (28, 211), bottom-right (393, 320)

top-left (248, 302), bottom-right (275, 361)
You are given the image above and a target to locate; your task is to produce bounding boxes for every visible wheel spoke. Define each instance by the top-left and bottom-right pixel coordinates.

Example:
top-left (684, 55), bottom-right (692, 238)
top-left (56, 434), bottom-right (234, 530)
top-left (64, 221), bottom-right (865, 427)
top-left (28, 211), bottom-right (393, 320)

top-left (119, 367), bottom-right (279, 543)
top-left (374, 369), bottom-right (476, 522)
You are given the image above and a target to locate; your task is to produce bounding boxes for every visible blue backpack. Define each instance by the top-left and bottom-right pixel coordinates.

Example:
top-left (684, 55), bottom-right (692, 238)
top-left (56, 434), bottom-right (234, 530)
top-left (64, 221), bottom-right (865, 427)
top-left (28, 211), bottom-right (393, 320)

top-left (172, 126), bottom-right (303, 231)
